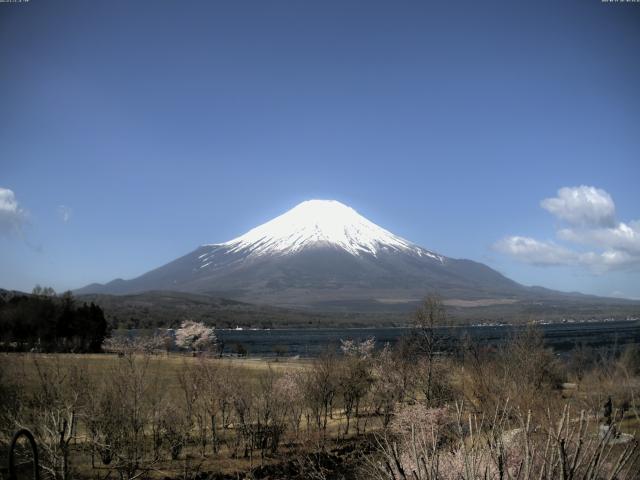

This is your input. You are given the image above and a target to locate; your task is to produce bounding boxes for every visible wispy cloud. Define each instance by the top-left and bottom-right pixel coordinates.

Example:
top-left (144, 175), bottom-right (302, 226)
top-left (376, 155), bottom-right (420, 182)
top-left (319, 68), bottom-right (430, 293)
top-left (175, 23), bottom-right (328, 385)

top-left (494, 236), bottom-right (577, 266)
top-left (557, 221), bottom-right (640, 255)
top-left (495, 186), bottom-right (640, 272)
top-left (0, 187), bottom-right (27, 236)
top-left (57, 205), bottom-right (72, 223)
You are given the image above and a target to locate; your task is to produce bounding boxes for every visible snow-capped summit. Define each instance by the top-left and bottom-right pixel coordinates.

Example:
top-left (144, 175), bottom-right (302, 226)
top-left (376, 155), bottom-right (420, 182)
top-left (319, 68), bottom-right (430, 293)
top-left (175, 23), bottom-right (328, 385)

top-left (212, 199), bottom-right (440, 259)
top-left (77, 199), bottom-right (526, 310)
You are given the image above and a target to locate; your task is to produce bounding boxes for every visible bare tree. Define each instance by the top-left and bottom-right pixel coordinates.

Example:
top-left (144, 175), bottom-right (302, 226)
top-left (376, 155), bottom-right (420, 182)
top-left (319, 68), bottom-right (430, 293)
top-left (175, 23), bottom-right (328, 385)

top-left (371, 344), bottom-right (403, 429)
top-left (86, 353), bottom-right (165, 480)
top-left (176, 362), bottom-right (203, 456)
top-left (103, 332), bottom-right (172, 356)
top-left (364, 401), bottom-right (640, 480)
top-left (0, 356), bottom-right (22, 445)
top-left (303, 352), bottom-right (338, 445)
top-left (338, 338), bottom-right (374, 436)
top-left (253, 367), bottom-right (288, 458)
top-left (17, 357), bottom-right (88, 480)
top-left (461, 324), bottom-right (562, 415)
top-left (191, 358), bottom-right (226, 454)
top-left (275, 370), bottom-right (306, 440)
top-left (411, 295), bottom-right (448, 406)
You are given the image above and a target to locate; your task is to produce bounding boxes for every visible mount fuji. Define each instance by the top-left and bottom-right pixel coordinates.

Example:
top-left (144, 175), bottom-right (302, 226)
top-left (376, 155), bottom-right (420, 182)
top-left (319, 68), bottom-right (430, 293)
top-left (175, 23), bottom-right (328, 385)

top-left (76, 200), bottom-right (582, 310)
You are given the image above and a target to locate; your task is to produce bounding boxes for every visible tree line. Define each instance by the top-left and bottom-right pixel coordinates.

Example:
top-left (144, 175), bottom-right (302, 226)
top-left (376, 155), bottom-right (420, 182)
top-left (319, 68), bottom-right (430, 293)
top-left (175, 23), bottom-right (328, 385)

top-left (0, 287), bottom-right (108, 353)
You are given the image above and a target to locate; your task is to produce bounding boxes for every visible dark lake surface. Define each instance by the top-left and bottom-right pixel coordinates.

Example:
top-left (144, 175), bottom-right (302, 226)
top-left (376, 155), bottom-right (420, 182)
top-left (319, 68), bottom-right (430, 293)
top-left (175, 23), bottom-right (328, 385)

top-left (216, 320), bottom-right (640, 357)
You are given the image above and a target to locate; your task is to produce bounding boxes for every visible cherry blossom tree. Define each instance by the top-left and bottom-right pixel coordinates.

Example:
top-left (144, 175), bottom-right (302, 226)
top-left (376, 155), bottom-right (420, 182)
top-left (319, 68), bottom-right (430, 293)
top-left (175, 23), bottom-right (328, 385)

top-left (175, 321), bottom-right (217, 353)
top-left (340, 337), bottom-right (375, 358)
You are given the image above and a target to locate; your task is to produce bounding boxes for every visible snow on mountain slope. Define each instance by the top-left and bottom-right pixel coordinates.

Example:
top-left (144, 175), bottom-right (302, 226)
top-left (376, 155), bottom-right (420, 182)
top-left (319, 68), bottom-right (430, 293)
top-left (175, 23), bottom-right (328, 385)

top-left (204, 199), bottom-right (444, 261)
top-left (75, 199), bottom-right (535, 308)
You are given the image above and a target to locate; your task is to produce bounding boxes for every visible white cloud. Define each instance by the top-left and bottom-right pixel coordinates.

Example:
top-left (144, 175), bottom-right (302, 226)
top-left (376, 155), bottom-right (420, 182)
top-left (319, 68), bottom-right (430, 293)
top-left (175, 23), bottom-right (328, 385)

top-left (541, 185), bottom-right (616, 227)
top-left (495, 235), bottom-right (640, 272)
top-left (578, 249), bottom-right (640, 273)
top-left (557, 221), bottom-right (640, 255)
top-left (497, 186), bottom-right (640, 272)
top-left (0, 187), bottom-right (26, 236)
top-left (57, 205), bottom-right (72, 223)
top-left (494, 236), bottom-right (578, 266)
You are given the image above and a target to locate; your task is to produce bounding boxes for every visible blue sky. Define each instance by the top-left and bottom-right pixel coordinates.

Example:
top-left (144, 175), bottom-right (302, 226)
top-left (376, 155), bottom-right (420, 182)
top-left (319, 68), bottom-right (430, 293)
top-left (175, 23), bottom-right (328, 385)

top-left (1, 0), bottom-right (639, 298)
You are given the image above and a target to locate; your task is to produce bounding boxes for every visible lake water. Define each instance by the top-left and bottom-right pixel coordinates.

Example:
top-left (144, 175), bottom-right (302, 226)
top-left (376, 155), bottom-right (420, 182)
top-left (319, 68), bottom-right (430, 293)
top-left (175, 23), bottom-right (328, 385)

top-left (215, 320), bottom-right (640, 357)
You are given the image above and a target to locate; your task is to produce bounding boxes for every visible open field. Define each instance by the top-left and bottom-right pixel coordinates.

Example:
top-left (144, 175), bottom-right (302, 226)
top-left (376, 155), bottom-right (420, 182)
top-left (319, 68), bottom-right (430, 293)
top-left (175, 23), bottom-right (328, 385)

top-left (1, 353), bottom-right (312, 394)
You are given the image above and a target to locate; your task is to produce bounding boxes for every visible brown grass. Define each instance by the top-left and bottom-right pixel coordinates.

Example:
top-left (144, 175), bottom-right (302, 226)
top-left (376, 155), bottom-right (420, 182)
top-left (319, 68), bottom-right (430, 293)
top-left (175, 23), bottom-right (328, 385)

top-left (1, 352), bottom-right (311, 396)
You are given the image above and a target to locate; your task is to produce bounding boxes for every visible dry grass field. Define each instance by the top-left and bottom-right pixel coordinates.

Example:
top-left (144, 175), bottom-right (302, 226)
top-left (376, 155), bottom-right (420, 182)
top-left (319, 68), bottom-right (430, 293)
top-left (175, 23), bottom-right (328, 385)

top-left (1, 352), bottom-right (311, 396)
